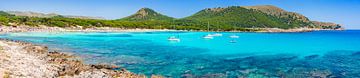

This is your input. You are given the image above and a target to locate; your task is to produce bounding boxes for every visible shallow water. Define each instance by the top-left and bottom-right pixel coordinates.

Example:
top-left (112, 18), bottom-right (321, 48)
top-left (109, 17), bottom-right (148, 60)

top-left (1, 30), bottom-right (360, 77)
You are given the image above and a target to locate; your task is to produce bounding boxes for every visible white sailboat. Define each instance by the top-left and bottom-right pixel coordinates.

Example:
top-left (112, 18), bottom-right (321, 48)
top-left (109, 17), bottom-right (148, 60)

top-left (203, 34), bottom-right (214, 39)
top-left (229, 35), bottom-right (239, 38)
top-left (203, 22), bottom-right (214, 39)
top-left (168, 25), bottom-right (181, 42)
top-left (212, 24), bottom-right (223, 36)
top-left (212, 33), bottom-right (223, 36)
top-left (229, 24), bottom-right (239, 42)
top-left (168, 36), bottom-right (180, 42)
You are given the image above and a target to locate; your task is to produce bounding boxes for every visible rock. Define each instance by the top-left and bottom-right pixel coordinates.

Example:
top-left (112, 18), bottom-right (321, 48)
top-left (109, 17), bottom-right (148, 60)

top-left (181, 74), bottom-right (194, 78)
top-left (47, 51), bottom-right (73, 59)
top-left (91, 64), bottom-right (119, 69)
top-left (239, 68), bottom-right (257, 74)
top-left (310, 69), bottom-right (332, 78)
top-left (23, 45), bottom-right (48, 54)
top-left (151, 75), bottom-right (163, 78)
top-left (201, 73), bottom-right (227, 78)
top-left (0, 40), bottom-right (159, 78)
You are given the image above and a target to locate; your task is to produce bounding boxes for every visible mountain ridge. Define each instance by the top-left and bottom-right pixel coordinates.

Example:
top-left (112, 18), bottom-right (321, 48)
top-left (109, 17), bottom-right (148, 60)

top-left (119, 8), bottom-right (174, 21)
top-left (0, 5), bottom-right (343, 30)
top-left (5, 11), bottom-right (105, 20)
top-left (241, 5), bottom-right (342, 29)
top-left (242, 5), bottom-right (310, 23)
top-left (182, 6), bottom-right (311, 29)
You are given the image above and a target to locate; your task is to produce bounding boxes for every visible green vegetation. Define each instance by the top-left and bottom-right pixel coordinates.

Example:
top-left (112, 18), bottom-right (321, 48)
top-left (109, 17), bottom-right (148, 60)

top-left (0, 11), bottom-right (12, 25)
top-left (183, 6), bottom-right (312, 29)
top-left (119, 8), bottom-right (174, 21)
top-left (0, 6), bottom-right (320, 31)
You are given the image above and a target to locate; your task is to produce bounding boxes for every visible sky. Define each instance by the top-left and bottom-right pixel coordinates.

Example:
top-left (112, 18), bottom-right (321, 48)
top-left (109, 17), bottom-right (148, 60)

top-left (0, 0), bottom-right (359, 29)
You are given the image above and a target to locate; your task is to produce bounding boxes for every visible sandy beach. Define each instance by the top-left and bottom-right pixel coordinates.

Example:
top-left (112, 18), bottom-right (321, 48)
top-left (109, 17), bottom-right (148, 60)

top-left (0, 25), bottom-right (342, 34)
top-left (0, 25), bottom-right (176, 34)
top-left (0, 39), bottom-right (162, 78)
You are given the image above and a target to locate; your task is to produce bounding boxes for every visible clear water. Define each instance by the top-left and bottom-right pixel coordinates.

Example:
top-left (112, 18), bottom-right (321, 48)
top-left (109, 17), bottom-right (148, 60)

top-left (1, 30), bottom-right (360, 77)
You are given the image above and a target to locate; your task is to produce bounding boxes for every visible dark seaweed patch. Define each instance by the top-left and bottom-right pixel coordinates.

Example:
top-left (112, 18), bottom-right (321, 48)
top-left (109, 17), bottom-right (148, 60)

top-left (304, 54), bottom-right (319, 59)
top-left (351, 51), bottom-right (360, 56)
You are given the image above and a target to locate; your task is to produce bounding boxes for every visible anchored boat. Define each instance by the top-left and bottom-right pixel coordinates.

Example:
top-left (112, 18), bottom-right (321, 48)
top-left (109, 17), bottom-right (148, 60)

top-left (230, 35), bottom-right (239, 38)
top-left (168, 36), bottom-right (180, 42)
top-left (203, 22), bottom-right (214, 39)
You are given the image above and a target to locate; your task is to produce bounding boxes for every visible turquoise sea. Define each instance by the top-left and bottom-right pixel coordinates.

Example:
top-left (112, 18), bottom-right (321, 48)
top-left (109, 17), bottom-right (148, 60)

top-left (1, 30), bottom-right (360, 77)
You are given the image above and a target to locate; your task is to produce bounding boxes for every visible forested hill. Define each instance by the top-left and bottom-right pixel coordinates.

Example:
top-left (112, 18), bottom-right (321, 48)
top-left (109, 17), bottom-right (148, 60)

top-left (182, 6), bottom-right (311, 29)
top-left (0, 5), bottom-right (343, 31)
top-left (119, 8), bottom-right (174, 21)
top-left (241, 5), bottom-right (342, 29)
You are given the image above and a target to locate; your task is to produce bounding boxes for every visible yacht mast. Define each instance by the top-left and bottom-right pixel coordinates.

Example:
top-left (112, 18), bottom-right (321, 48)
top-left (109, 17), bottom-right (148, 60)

top-left (207, 21), bottom-right (210, 31)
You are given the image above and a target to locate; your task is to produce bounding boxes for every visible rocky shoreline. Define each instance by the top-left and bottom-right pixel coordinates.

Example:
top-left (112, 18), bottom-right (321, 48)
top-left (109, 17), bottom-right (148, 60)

top-left (0, 39), bottom-right (162, 78)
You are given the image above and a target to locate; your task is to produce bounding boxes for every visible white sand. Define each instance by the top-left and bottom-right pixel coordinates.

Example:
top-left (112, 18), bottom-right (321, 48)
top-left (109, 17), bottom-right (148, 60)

top-left (0, 41), bottom-right (60, 77)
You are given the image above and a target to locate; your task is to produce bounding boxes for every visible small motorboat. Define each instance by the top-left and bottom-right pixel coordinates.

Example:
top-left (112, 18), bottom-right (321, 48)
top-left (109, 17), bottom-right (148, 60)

top-left (168, 36), bottom-right (180, 42)
top-left (203, 34), bottom-right (214, 39)
top-left (212, 33), bottom-right (223, 36)
top-left (229, 35), bottom-right (239, 38)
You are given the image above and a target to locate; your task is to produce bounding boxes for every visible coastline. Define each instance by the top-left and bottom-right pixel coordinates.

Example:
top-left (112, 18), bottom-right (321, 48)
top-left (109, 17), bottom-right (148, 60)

top-left (0, 25), bottom-right (176, 34)
top-left (0, 39), bottom-right (162, 78)
top-left (253, 28), bottom-right (344, 33)
top-left (0, 25), bottom-right (344, 34)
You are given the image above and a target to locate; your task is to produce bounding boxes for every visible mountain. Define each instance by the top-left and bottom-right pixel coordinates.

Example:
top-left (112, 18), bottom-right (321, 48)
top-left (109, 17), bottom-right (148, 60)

top-left (120, 8), bottom-right (174, 21)
top-left (242, 5), bottom-right (310, 23)
top-left (5, 11), bottom-right (104, 19)
top-left (242, 5), bottom-right (343, 29)
top-left (182, 6), bottom-right (309, 29)
top-left (0, 5), bottom-right (343, 30)
top-left (6, 11), bottom-right (59, 18)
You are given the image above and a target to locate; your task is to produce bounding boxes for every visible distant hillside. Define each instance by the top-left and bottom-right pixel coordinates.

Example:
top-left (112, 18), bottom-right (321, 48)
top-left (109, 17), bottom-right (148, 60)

top-left (0, 11), bottom-right (11, 16)
top-left (119, 8), bottom-right (174, 21)
top-left (0, 5), bottom-right (343, 31)
top-left (65, 15), bottom-right (105, 20)
top-left (5, 11), bottom-right (104, 20)
top-left (242, 5), bottom-right (310, 23)
top-left (311, 21), bottom-right (342, 29)
top-left (182, 6), bottom-right (310, 29)
top-left (242, 5), bottom-right (343, 29)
